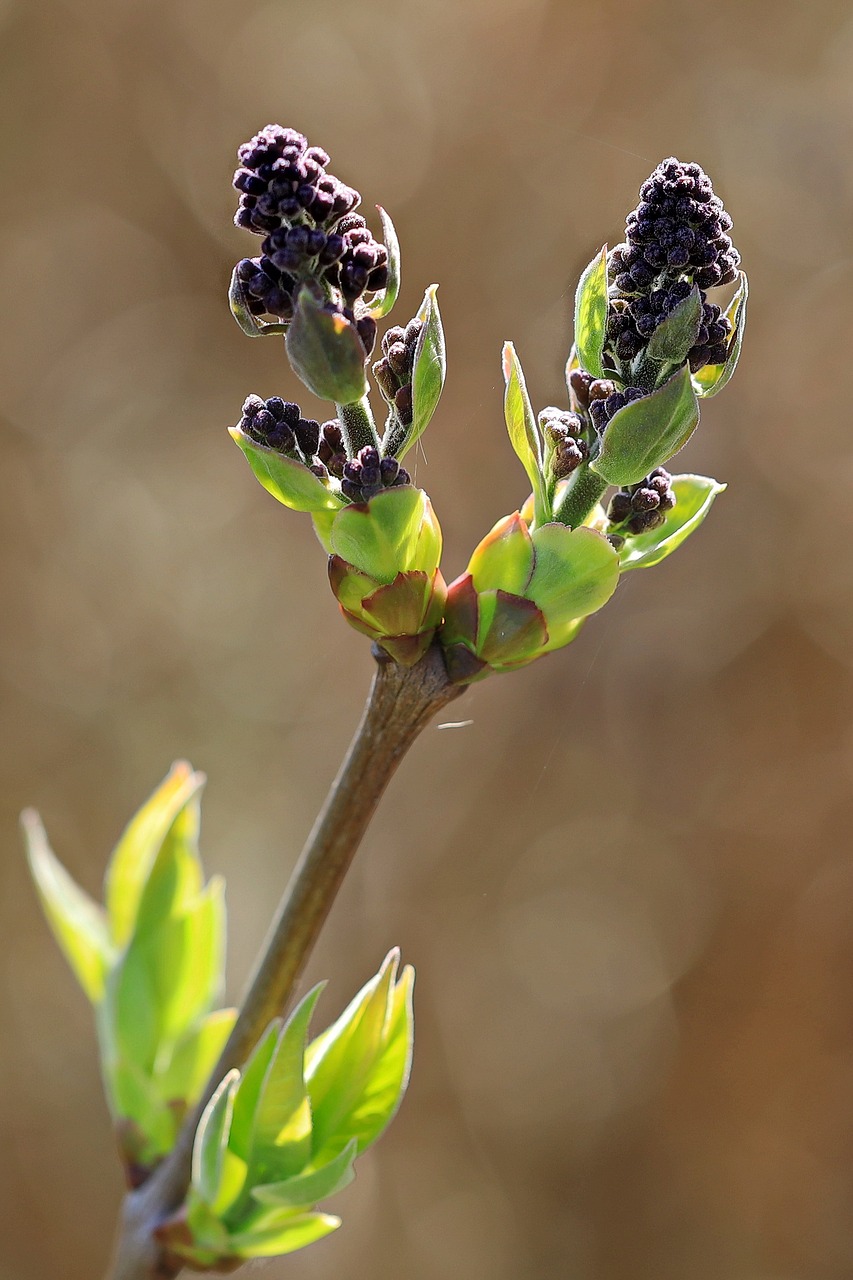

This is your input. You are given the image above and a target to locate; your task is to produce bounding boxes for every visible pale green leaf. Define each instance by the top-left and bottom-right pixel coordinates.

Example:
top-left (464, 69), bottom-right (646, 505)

top-left (619, 474), bottom-right (726, 571)
top-left (105, 761), bottom-right (204, 948)
top-left (528, 525), bottom-right (620, 650)
top-left (305, 950), bottom-right (401, 1157)
top-left (23, 810), bottom-right (112, 1003)
top-left (194, 1069), bottom-right (240, 1206)
top-left (574, 245), bottom-right (608, 378)
top-left (501, 343), bottom-right (547, 525)
top-left (247, 986), bottom-right (324, 1188)
top-left (227, 1211), bottom-right (340, 1258)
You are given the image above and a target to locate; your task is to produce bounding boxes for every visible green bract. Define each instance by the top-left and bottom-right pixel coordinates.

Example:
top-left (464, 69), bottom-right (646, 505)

top-left (574, 245), bottom-right (608, 378)
top-left (24, 764), bottom-right (235, 1177)
top-left (285, 288), bottom-right (369, 405)
top-left (384, 285), bottom-right (446, 462)
top-left (440, 512), bottom-right (618, 683)
top-left (229, 427), bottom-right (344, 514)
top-left (692, 271), bottom-right (748, 398)
top-left (367, 206), bottom-right (401, 320)
top-left (327, 487), bottom-right (447, 665)
top-left (157, 952), bottom-right (414, 1272)
top-left (591, 364), bottom-right (700, 487)
top-left (616, 474), bottom-right (726, 571)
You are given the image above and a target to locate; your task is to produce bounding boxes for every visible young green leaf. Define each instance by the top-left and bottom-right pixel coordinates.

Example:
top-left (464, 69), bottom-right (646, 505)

top-left (194, 1069), bottom-right (240, 1206)
top-left (246, 986), bottom-right (324, 1188)
top-left (368, 206), bottom-right (400, 319)
top-left (105, 762), bottom-right (204, 948)
top-left (285, 287), bottom-right (368, 405)
top-left (591, 364), bottom-right (700, 487)
top-left (305, 950), bottom-right (412, 1158)
top-left (692, 271), bottom-right (748, 398)
top-left (618, 474), bottom-right (726, 571)
top-left (226, 1211), bottom-right (340, 1258)
top-left (502, 343), bottom-right (548, 526)
top-left (574, 245), bottom-right (608, 378)
top-left (22, 810), bottom-right (113, 1003)
top-left (158, 1008), bottom-right (238, 1106)
top-left (230, 428), bottom-right (344, 513)
top-left (252, 1139), bottom-right (358, 1208)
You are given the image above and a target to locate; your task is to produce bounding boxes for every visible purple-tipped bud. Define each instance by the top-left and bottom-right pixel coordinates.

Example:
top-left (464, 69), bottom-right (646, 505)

top-left (338, 444), bottom-right (412, 504)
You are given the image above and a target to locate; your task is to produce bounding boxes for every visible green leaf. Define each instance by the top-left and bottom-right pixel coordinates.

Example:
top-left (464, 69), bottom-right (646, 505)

top-left (368, 206), bottom-right (400, 319)
top-left (159, 1008), bottom-right (237, 1106)
top-left (227, 1211), bottom-right (340, 1258)
top-left (591, 364), bottom-right (700, 487)
top-left (109, 1058), bottom-right (176, 1162)
top-left (23, 810), bottom-right (113, 1003)
top-left (285, 287), bottom-right (368, 404)
top-left (194, 1069), bottom-right (240, 1206)
top-left (330, 486), bottom-right (427, 583)
top-left (692, 271), bottom-right (748, 398)
top-left (645, 285), bottom-right (702, 366)
top-left (502, 343), bottom-right (548, 526)
top-left (247, 986), bottom-right (324, 1188)
top-left (395, 285), bottom-right (446, 462)
top-left (252, 1139), bottom-right (358, 1208)
top-left (574, 245), bottom-right (608, 378)
top-left (105, 762), bottom-right (204, 948)
top-left (619, 474), bottom-right (726, 571)
top-left (228, 265), bottom-right (290, 338)
top-left (528, 525), bottom-right (619, 649)
top-left (230, 427), bottom-right (343, 513)
top-left (305, 950), bottom-right (413, 1158)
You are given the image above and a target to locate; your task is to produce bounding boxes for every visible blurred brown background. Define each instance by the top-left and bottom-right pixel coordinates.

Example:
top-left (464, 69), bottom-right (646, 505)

top-left (3, 0), bottom-right (853, 1276)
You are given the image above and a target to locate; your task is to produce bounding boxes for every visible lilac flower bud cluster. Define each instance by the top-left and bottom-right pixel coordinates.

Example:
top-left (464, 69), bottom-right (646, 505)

top-left (607, 467), bottom-right (676, 536)
top-left (338, 446), bottom-right (411, 504)
top-left (538, 406), bottom-right (588, 479)
top-left (610, 159), bottom-right (739, 293)
top-left (606, 158), bottom-right (739, 375)
top-left (372, 319), bottom-right (423, 426)
top-left (232, 126), bottom-right (388, 327)
top-left (239, 395), bottom-right (320, 460)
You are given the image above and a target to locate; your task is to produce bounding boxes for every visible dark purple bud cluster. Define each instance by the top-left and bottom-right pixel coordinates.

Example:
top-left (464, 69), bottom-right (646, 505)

top-left (610, 158), bottom-right (739, 293)
top-left (372, 319), bottom-right (424, 426)
top-left (239, 395), bottom-right (320, 459)
top-left (232, 126), bottom-right (388, 326)
top-left (604, 158), bottom-right (739, 376)
top-left (234, 125), bottom-right (359, 235)
top-left (538, 406), bottom-right (588, 479)
top-left (607, 467), bottom-right (675, 535)
top-left (339, 446), bottom-right (411, 504)
top-left (586, 380), bottom-right (646, 433)
top-left (607, 281), bottom-right (731, 371)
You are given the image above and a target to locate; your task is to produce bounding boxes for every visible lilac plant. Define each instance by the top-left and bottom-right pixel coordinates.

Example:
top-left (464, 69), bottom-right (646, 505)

top-left (25, 130), bottom-right (745, 1280)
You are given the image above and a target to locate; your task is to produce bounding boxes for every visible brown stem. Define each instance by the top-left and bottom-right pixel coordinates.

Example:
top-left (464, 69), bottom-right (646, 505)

top-left (105, 642), bottom-right (462, 1280)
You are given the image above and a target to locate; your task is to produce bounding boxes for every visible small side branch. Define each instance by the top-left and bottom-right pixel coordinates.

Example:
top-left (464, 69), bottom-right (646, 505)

top-left (105, 643), bottom-right (462, 1280)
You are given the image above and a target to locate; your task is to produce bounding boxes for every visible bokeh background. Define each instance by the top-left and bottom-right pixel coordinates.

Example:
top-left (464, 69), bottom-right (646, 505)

top-left (3, 0), bottom-right (853, 1276)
